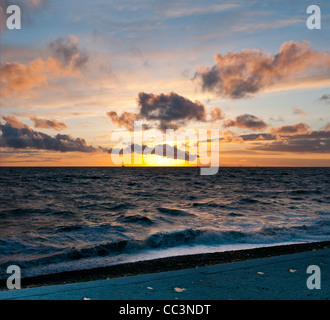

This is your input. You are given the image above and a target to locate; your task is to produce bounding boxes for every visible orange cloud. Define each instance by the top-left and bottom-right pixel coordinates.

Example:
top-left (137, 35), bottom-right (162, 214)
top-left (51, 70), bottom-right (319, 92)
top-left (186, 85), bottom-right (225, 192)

top-left (106, 111), bottom-right (141, 131)
top-left (1, 36), bottom-right (87, 100)
top-left (30, 117), bottom-right (68, 131)
top-left (270, 123), bottom-right (312, 136)
top-left (209, 107), bottom-right (225, 121)
top-left (197, 41), bottom-right (330, 98)
top-left (0, 57), bottom-right (77, 99)
top-left (1, 115), bottom-right (26, 129)
top-left (325, 123), bottom-right (330, 132)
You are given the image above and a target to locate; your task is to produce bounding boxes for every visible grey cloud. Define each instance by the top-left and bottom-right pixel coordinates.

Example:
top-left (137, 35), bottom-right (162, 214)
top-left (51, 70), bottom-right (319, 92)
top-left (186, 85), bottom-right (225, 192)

top-left (250, 139), bottom-right (330, 153)
top-left (49, 36), bottom-right (89, 70)
top-left (223, 114), bottom-right (268, 131)
top-left (0, 116), bottom-right (96, 152)
top-left (240, 133), bottom-right (275, 141)
top-left (128, 143), bottom-right (198, 161)
top-left (319, 94), bottom-right (330, 103)
top-left (137, 92), bottom-right (207, 131)
top-left (107, 92), bottom-right (208, 132)
top-left (240, 130), bottom-right (330, 142)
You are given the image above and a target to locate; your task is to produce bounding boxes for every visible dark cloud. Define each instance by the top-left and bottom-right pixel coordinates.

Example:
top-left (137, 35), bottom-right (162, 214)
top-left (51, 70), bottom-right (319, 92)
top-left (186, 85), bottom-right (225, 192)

top-left (107, 92), bottom-right (209, 132)
top-left (30, 116), bottom-right (68, 131)
top-left (196, 41), bottom-right (330, 99)
top-left (239, 129), bottom-right (330, 141)
top-left (49, 36), bottom-right (89, 70)
top-left (240, 133), bottom-right (275, 141)
top-left (250, 139), bottom-right (330, 153)
top-left (223, 114), bottom-right (268, 131)
top-left (128, 143), bottom-right (198, 161)
top-left (240, 130), bottom-right (330, 142)
top-left (137, 92), bottom-right (207, 131)
top-left (248, 126), bottom-right (330, 153)
top-left (0, 116), bottom-right (96, 152)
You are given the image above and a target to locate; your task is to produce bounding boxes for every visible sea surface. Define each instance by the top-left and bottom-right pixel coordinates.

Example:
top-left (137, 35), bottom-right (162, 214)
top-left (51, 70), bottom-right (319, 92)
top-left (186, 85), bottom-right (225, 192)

top-left (0, 167), bottom-right (329, 279)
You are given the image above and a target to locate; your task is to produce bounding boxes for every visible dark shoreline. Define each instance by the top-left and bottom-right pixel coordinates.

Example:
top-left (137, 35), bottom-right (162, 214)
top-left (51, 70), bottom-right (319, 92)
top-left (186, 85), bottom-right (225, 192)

top-left (1, 241), bottom-right (329, 291)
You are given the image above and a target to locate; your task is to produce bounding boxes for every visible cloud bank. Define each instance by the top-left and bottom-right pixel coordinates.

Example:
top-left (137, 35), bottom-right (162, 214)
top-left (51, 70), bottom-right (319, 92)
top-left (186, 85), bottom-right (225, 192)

top-left (0, 116), bottom-right (95, 152)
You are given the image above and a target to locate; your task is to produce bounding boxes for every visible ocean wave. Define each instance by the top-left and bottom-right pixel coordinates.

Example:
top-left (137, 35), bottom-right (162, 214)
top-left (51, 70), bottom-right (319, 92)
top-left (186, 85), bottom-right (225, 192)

top-left (117, 214), bottom-right (154, 225)
top-left (1, 222), bottom-right (329, 276)
top-left (157, 207), bottom-right (195, 217)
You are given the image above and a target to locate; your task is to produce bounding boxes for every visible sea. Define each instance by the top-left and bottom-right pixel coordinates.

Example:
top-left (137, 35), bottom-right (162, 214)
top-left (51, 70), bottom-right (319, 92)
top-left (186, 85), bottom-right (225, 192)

top-left (0, 167), bottom-right (329, 279)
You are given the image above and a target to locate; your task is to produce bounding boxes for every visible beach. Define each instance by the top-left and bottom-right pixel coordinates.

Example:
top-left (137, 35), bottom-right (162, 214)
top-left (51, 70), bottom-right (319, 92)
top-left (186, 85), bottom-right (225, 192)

top-left (1, 167), bottom-right (329, 282)
top-left (0, 241), bottom-right (329, 300)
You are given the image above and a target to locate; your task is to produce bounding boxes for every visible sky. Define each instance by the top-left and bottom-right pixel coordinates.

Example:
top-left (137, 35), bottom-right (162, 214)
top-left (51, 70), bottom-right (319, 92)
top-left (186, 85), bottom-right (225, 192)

top-left (0, 0), bottom-right (330, 167)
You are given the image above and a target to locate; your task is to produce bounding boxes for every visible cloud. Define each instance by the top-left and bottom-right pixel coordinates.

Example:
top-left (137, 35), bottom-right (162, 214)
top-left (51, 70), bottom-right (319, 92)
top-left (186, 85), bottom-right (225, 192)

top-left (248, 126), bottom-right (330, 153)
top-left (209, 107), bottom-right (225, 121)
top-left (137, 92), bottom-right (207, 130)
top-left (196, 41), bottom-right (330, 99)
top-left (319, 94), bottom-right (330, 103)
top-left (270, 123), bottom-right (312, 136)
top-left (293, 106), bottom-right (307, 117)
top-left (0, 116), bottom-right (96, 152)
top-left (220, 130), bottom-right (244, 144)
top-left (1, 115), bottom-right (26, 129)
top-left (223, 114), bottom-right (268, 131)
top-left (0, 57), bottom-right (76, 99)
top-left (48, 35), bottom-right (89, 70)
top-left (240, 133), bottom-right (275, 141)
top-left (0, 36), bottom-right (88, 100)
top-left (108, 92), bottom-right (208, 132)
top-left (30, 117), bottom-right (68, 131)
top-left (325, 123), bottom-right (330, 132)
top-left (250, 138), bottom-right (330, 153)
top-left (163, 3), bottom-right (238, 18)
top-left (129, 143), bottom-right (198, 161)
top-left (231, 17), bottom-right (304, 33)
top-left (106, 111), bottom-right (140, 131)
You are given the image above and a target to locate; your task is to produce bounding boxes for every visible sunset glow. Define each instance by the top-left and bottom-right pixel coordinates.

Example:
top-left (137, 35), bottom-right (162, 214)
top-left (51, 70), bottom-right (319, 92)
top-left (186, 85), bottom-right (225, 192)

top-left (1, 1), bottom-right (329, 167)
